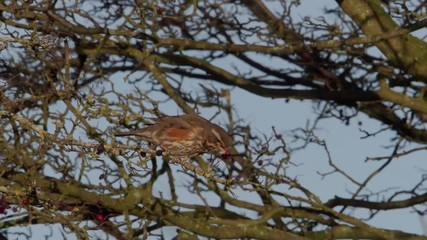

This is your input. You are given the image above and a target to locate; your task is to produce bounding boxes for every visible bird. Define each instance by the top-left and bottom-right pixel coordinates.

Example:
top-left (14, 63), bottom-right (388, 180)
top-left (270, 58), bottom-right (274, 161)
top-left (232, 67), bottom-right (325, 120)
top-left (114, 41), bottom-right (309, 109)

top-left (114, 114), bottom-right (233, 163)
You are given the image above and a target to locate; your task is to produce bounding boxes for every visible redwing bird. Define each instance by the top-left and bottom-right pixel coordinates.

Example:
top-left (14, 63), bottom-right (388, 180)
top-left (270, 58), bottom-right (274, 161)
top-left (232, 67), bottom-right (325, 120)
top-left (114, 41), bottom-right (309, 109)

top-left (115, 114), bottom-right (233, 162)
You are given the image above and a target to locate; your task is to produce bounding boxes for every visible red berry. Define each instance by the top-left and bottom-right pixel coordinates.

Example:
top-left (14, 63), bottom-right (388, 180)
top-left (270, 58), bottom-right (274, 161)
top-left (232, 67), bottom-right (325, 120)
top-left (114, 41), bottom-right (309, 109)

top-left (12, 206), bottom-right (18, 212)
top-left (96, 143), bottom-right (105, 154)
top-left (0, 196), bottom-right (10, 209)
top-left (221, 150), bottom-right (232, 160)
top-left (155, 7), bottom-right (165, 15)
top-left (22, 198), bottom-right (30, 205)
top-left (96, 214), bottom-right (106, 222)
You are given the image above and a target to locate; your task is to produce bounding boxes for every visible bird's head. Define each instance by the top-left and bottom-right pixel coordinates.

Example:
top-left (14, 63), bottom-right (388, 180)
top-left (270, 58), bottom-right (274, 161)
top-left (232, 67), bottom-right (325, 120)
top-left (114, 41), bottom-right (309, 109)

top-left (204, 124), bottom-right (233, 158)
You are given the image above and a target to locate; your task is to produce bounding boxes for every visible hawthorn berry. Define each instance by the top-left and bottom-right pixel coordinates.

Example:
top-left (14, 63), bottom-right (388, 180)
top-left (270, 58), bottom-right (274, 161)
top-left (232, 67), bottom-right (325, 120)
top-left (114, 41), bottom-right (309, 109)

top-left (0, 196), bottom-right (10, 209)
top-left (96, 143), bottom-right (105, 154)
top-left (221, 150), bottom-right (232, 160)
top-left (156, 8), bottom-right (165, 15)
top-left (99, 173), bottom-right (105, 180)
top-left (22, 198), bottom-right (30, 205)
top-left (96, 214), bottom-right (106, 222)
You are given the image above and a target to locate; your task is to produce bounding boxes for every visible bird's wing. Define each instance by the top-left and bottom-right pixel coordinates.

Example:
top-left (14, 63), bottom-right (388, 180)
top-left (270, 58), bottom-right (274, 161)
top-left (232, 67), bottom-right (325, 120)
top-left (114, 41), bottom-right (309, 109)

top-left (152, 115), bottom-right (193, 129)
top-left (178, 114), bottom-right (210, 128)
top-left (114, 129), bottom-right (152, 138)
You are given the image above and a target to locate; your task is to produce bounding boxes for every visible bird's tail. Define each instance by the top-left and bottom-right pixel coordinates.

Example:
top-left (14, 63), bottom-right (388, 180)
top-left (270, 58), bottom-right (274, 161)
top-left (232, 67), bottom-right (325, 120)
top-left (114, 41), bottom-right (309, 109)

top-left (114, 130), bottom-right (146, 137)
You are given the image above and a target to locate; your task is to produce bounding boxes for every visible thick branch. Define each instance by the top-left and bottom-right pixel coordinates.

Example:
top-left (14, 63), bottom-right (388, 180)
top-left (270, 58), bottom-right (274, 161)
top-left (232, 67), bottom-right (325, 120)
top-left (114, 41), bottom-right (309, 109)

top-left (305, 225), bottom-right (426, 240)
top-left (359, 102), bottom-right (427, 143)
top-left (326, 193), bottom-right (427, 210)
top-left (338, 0), bottom-right (427, 82)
